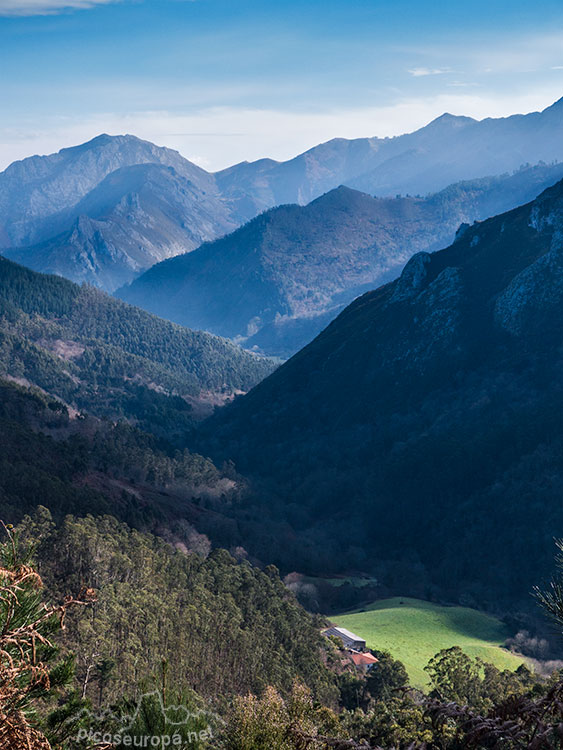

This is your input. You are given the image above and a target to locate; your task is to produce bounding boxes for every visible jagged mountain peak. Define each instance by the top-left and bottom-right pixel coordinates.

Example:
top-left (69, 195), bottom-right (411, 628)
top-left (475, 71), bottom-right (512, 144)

top-left (425, 112), bottom-right (477, 128)
top-left (0, 132), bottom-right (240, 288)
top-left (58, 132), bottom-right (179, 157)
top-left (5, 132), bottom-right (181, 176)
top-left (70, 214), bottom-right (96, 236)
top-left (59, 132), bottom-right (127, 152)
top-left (0, 132), bottom-right (217, 245)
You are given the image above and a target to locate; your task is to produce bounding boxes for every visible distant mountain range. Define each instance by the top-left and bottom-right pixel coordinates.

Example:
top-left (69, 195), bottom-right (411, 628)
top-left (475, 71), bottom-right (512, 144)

top-left (216, 97), bottom-right (563, 214)
top-left (117, 162), bottom-right (563, 356)
top-left (198, 175), bottom-right (563, 607)
top-left (0, 135), bottom-right (238, 290)
top-left (2, 98), bottom-right (563, 294)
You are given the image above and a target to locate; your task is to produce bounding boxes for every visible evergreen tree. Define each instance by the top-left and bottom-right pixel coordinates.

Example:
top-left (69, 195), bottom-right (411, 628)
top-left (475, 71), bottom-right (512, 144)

top-left (0, 521), bottom-right (95, 749)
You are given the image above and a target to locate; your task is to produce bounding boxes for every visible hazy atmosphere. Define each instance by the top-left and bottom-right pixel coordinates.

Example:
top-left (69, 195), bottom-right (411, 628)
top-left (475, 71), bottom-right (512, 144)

top-left (3, 0), bottom-right (563, 169)
top-left (4, 2), bottom-right (563, 749)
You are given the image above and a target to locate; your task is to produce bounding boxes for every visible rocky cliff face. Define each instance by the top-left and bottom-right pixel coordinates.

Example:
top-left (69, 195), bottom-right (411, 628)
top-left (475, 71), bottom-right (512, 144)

top-left (0, 136), bottom-right (237, 290)
top-left (4, 163), bottom-right (238, 290)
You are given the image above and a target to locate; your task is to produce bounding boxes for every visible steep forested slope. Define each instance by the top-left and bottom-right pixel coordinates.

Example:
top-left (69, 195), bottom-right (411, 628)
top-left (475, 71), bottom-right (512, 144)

top-left (20, 511), bottom-right (336, 706)
top-left (0, 374), bottom-right (338, 713)
top-left (0, 377), bottom-right (337, 722)
top-left (0, 256), bottom-right (275, 438)
top-left (199, 177), bottom-right (563, 607)
top-left (0, 376), bottom-right (244, 536)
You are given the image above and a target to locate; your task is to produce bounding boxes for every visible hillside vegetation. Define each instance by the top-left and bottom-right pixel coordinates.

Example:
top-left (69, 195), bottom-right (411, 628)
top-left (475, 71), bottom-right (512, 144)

top-left (0, 255), bottom-right (275, 438)
top-left (0, 376), bottom-right (249, 542)
top-left (4, 514), bottom-right (557, 750)
top-left (19, 509), bottom-right (337, 706)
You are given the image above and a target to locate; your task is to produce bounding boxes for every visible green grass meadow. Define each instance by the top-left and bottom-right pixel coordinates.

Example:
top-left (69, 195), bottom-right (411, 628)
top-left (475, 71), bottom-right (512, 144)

top-left (333, 597), bottom-right (526, 689)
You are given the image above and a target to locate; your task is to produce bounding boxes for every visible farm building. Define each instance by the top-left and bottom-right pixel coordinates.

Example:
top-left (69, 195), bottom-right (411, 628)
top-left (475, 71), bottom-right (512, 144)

top-left (323, 626), bottom-right (366, 651)
top-left (349, 651), bottom-right (379, 672)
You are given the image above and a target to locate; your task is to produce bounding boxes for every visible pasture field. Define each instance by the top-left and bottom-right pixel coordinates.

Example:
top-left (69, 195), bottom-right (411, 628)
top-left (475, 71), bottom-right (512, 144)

top-left (333, 597), bottom-right (526, 688)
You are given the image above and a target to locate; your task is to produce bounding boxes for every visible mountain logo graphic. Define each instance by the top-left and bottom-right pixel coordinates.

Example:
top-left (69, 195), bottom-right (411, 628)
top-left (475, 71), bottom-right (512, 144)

top-left (74, 690), bottom-right (224, 733)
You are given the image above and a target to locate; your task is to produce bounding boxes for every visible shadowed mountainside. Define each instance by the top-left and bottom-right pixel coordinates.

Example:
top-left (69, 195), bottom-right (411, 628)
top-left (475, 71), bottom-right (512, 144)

top-left (196, 176), bottom-right (563, 607)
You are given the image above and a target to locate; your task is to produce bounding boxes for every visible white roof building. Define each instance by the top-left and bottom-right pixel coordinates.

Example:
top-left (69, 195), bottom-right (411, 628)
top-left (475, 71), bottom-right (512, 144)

top-left (323, 626), bottom-right (366, 651)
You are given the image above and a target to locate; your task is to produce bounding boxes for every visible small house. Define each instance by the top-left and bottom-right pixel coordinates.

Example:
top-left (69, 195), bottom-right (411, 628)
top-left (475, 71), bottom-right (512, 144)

top-left (348, 650), bottom-right (379, 672)
top-left (323, 626), bottom-right (366, 651)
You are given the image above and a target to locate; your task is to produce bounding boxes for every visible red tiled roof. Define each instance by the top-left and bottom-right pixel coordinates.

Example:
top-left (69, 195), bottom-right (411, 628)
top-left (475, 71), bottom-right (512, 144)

top-left (349, 652), bottom-right (378, 666)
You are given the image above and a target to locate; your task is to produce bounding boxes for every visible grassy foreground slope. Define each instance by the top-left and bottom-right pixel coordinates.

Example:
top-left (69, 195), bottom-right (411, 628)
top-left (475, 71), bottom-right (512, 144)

top-left (334, 597), bottom-right (525, 688)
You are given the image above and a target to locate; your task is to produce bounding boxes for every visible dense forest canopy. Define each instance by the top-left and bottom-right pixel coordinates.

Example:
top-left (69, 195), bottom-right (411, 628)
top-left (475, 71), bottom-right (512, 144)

top-left (0, 255), bottom-right (275, 439)
top-left (4, 514), bottom-right (563, 750)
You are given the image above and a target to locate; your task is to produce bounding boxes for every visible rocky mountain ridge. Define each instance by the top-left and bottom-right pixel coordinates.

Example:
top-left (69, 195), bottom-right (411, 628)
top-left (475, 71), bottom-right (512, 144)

top-left (217, 97), bottom-right (563, 213)
top-left (3, 98), bottom-right (563, 292)
top-left (118, 161), bottom-right (563, 356)
top-left (0, 135), bottom-right (238, 289)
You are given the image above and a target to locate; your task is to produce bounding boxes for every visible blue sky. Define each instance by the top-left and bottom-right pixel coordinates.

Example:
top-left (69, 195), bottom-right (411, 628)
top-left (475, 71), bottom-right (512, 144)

top-left (1, 0), bottom-right (563, 170)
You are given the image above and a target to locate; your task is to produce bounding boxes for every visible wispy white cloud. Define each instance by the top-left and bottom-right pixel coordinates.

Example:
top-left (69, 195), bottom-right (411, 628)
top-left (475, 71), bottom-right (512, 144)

top-left (447, 81), bottom-right (479, 88)
top-left (404, 32), bottom-right (563, 76)
top-left (408, 67), bottom-right (452, 77)
top-left (0, 0), bottom-right (119, 16)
